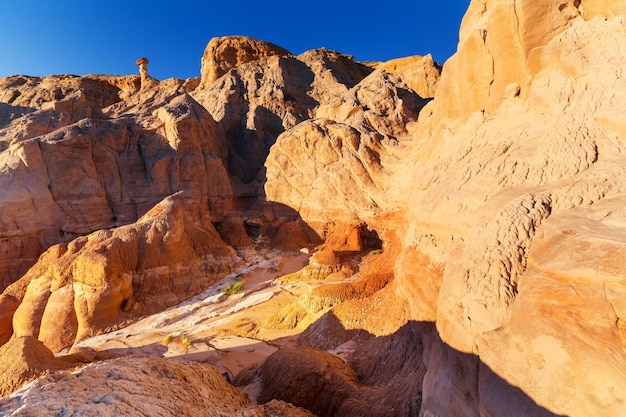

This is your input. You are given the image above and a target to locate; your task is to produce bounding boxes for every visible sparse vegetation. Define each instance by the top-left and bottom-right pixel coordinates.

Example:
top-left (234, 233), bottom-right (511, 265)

top-left (222, 282), bottom-right (244, 295)
top-left (181, 336), bottom-right (192, 348)
top-left (163, 334), bottom-right (174, 344)
top-left (369, 249), bottom-right (383, 256)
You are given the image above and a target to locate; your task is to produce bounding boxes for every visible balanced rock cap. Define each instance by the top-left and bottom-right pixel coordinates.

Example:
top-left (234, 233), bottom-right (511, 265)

top-left (135, 57), bottom-right (149, 65)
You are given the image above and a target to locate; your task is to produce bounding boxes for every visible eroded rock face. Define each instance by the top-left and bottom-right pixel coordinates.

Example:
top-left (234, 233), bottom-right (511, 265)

top-left (194, 48), bottom-right (373, 186)
top-left (391, 2), bottom-right (626, 416)
top-left (0, 74), bottom-right (139, 110)
top-left (374, 54), bottom-right (441, 98)
top-left (2, 2), bottom-right (626, 415)
top-left (200, 36), bottom-right (291, 87)
top-left (0, 336), bottom-right (74, 398)
top-left (0, 356), bottom-right (315, 417)
top-left (0, 86), bottom-right (241, 292)
top-left (264, 69), bottom-right (426, 226)
top-left (7, 193), bottom-right (241, 350)
top-left (432, 0), bottom-right (582, 120)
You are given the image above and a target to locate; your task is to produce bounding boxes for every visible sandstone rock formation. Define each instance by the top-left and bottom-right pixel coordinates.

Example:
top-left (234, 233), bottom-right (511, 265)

top-left (0, 356), bottom-right (315, 417)
top-left (391, 2), bottom-right (626, 416)
top-left (1, 4), bottom-right (625, 415)
top-left (6, 192), bottom-right (243, 350)
top-left (264, 68), bottom-right (426, 226)
top-left (200, 36), bottom-right (290, 87)
top-left (135, 56), bottom-right (159, 90)
top-left (194, 47), bottom-right (374, 188)
top-left (374, 54), bottom-right (441, 98)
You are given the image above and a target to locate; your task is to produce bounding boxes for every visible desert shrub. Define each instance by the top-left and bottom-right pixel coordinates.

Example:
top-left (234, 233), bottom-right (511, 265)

top-left (369, 249), bottom-right (383, 256)
top-left (163, 334), bottom-right (173, 344)
top-left (222, 282), bottom-right (244, 295)
top-left (181, 337), bottom-right (192, 348)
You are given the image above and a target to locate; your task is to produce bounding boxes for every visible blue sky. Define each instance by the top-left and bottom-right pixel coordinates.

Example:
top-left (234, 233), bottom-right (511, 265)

top-left (0, 1), bottom-right (469, 80)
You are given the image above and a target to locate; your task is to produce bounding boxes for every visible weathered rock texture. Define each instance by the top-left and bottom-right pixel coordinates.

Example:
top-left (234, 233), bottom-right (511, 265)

top-left (0, 356), bottom-right (315, 417)
top-left (389, 2), bottom-right (626, 416)
top-left (0, 39), bottom-right (381, 351)
top-left (374, 54), bottom-right (441, 98)
top-left (7, 193), bottom-right (241, 350)
top-left (194, 47), bottom-right (374, 187)
top-left (0, 336), bottom-right (77, 398)
top-left (1, 3), bottom-right (626, 415)
top-left (200, 36), bottom-right (291, 87)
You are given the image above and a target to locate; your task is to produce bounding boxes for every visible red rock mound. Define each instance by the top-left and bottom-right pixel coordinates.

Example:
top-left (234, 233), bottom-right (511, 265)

top-left (0, 336), bottom-right (72, 397)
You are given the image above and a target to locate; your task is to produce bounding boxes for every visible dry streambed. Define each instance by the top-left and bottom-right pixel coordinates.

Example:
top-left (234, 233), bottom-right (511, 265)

top-left (68, 251), bottom-right (331, 379)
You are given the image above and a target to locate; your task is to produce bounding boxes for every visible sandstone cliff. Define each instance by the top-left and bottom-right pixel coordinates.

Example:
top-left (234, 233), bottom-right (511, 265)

top-left (394, 1), bottom-right (626, 416)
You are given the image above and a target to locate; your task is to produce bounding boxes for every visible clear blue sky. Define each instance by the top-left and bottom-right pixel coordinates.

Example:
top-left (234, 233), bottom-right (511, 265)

top-left (0, 1), bottom-right (469, 80)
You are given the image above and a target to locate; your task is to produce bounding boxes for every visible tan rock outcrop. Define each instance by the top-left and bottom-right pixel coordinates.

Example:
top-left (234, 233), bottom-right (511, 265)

top-left (200, 36), bottom-right (290, 87)
top-left (194, 47), bottom-right (373, 186)
top-left (264, 69), bottom-right (426, 225)
top-left (0, 74), bottom-right (139, 110)
top-left (374, 54), bottom-right (441, 98)
top-left (388, 2), bottom-right (626, 416)
top-left (0, 356), bottom-right (315, 416)
top-left (581, 0), bottom-right (626, 19)
top-left (6, 192), bottom-right (241, 350)
top-left (0, 84), bottom-right (241, 291)
top-left (431, 0), bottom-right (582, 120)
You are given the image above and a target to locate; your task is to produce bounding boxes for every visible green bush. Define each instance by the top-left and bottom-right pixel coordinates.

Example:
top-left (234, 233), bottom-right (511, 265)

top-left (222, 282), bottom-right (244, 295)
top-left (181, 337), bottom-right (192, 348)
top-left (163, 334), bottom-right (173, 344)
top-left (369, 249), bottom-right (383, 256)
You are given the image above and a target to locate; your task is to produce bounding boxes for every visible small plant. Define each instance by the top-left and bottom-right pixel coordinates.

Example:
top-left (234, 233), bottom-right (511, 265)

top-left (163, 334), bottom-right (174, 344)
top-left (222, 282), bottom-right (244, 295)
top-left (369, 249), bottom-right (383, 256)
top-left (181, 336), bottom-right (192, 348)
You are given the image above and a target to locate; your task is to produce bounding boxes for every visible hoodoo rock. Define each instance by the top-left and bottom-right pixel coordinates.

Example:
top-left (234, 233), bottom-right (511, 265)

top-left (135, 56), bottom-right (158, 89)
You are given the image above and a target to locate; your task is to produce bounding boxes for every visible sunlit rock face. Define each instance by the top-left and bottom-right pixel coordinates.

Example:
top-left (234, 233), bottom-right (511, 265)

top-left (1, 2), bottom-right (626, 413)
top-left (200, 35), bottom-right (291, 87)
top-left (393, 1), bottom-right (626, 415)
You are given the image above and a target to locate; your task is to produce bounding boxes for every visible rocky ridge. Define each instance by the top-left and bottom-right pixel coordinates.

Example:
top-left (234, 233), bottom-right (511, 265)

top-left (0, 0), bottom-right (626, 416)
